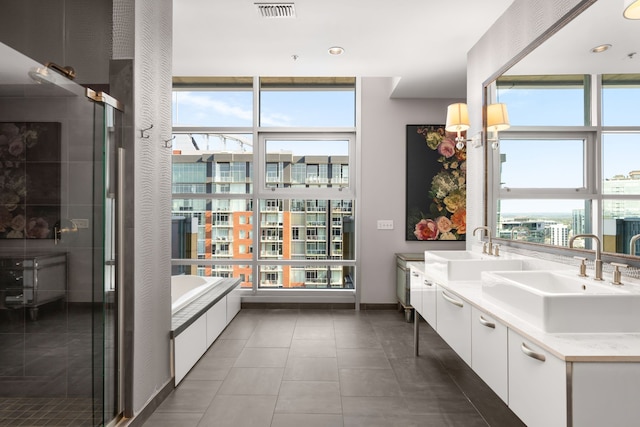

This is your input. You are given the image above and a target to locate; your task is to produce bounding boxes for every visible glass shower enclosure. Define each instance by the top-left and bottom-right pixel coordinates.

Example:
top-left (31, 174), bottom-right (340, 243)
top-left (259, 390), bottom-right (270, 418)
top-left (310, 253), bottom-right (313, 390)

top-left (0, 42), bottom-right (122, 426)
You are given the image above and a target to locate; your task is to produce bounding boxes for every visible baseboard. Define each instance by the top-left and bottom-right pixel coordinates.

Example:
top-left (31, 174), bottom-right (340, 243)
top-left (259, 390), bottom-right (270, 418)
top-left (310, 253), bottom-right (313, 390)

top-left (359, 303), bottom-right (398, 310)
top-left (240, 302), bottom-right (397, 310)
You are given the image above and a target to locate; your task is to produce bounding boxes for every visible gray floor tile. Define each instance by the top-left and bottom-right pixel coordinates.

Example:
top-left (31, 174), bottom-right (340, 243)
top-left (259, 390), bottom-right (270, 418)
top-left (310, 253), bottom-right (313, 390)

top-left (283, 357), bottom-right (339, 381)
top-left (246, 329), bottom-right (294, 348)
top-left (141, 308), bottom-right (519, 427)
top-left (339, 368), bottom-right (402, 397)
top-left (275, 381), bottom-right (342, 414)
top-left (293, 325), bottom-right (335, 340)
top-left (218, 316), bottom-right (259, 340)
top-left (218, 367), bottom-right (284, 395)
top-left (289, 339), bottom-right (337, 358)
top-left (294, 310), bottom-right (334, 327)
top-left (389, 357), bottom-right (453, 394)
top-left (404, 390), bottom-right (480, 415)
top-left (271, 413), bottom-right (344, 427)
top-left (197, 394), bottom-right (277, 427)
top-left (341, 396), bottom-right (408, 416)
top-left (337, 348), bottom-right (392, 369)
top-left (335, 331), bottom-right (382, 349)
top-left (155, 380), bottom-right (221, 412)
top-left (234, 347), bottom-right (290, 368)
top-left (205, 339), bottom-right (246, 358)
top-left (187, 357), bottom-right (235, 381)
top-left (343, 413), bottom-right (454, 427)
top-left (142, 412), bottom-right (202, 427)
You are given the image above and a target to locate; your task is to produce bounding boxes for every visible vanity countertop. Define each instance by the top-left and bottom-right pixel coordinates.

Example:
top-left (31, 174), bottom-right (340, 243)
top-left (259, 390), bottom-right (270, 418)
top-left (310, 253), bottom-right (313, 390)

top-left (408, 260), bottom-right (640, 362)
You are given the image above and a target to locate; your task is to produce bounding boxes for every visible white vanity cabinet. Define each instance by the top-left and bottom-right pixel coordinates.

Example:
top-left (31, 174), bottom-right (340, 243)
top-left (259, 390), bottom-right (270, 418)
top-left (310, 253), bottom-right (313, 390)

top-left (421, 276), bottom-right (437, 328)
top-left (471, 307), bottom-right (508, 403)
top-left (436, 287), bottom-right (471, 365)
top-left (409, 267), bottom-right (424, 316)
top-left (508, 329), bottom-right (566, 427)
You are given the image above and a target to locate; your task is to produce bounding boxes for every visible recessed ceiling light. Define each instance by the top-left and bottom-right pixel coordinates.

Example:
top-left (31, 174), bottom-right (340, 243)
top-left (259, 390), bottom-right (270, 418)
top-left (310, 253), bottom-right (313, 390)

top-left (591, 44), bottom-right (612, 54)
top-left (328, 46), bottom-right (344, 55)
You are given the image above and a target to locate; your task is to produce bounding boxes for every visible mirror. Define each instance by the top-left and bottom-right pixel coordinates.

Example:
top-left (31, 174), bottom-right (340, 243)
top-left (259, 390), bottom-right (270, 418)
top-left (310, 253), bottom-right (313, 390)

top-left (484, 0), bottom-right (640, 262)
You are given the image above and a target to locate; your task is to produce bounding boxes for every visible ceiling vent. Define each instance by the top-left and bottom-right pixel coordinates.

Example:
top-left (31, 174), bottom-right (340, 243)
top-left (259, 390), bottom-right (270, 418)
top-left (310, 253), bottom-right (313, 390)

top-left (255, 3), bottom-right (296, 18)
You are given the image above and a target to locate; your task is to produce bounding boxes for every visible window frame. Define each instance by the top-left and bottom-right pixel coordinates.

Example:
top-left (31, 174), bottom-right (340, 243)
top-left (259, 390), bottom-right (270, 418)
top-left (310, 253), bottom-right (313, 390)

top-left (171, 77), bottom-right (359, 298)
top-left (493, 129), bottom-right (596, 198)
top-left (256, 132), bottom-right (356, 199)
top-left (489, 74), bottom-right (640, 254)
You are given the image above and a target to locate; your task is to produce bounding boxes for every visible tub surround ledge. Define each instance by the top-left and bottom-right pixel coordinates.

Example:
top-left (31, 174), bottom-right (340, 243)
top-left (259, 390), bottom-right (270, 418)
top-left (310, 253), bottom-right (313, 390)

top-left (171, 278), bottom-right (241, 338)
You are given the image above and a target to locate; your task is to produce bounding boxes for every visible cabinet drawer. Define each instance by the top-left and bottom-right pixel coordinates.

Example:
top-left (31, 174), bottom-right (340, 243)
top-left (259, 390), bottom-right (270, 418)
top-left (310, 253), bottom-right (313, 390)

top-left (508, 330), bottom-right (566, 427)
top-left (436, 288), bottom-right (471, 365)
top-left (471, 308), bottom-right (508, 403)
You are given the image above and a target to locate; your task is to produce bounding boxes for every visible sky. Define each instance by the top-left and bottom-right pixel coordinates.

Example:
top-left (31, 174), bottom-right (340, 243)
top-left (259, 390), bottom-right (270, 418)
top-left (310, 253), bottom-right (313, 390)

top-left (172, 89), bottom-right (354, 155)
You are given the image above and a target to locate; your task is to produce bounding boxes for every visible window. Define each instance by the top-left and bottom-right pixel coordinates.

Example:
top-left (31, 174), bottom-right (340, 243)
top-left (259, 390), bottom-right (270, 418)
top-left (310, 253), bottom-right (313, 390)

top-left (173, 78), bottom-right (253, 127)
top-left (602, 74), bottom-right (640, 126)
top-left (496, 75), bottom-right (589, 126)
top-left (491, 74), bottom-right (640, 255)
top-left (259, 77), bottom-right (355, 127)
top-left (171, 77), bottom-right (357, 292)
top-left (498, 133), bottom-right (590, 190)
top-left (262, 137), bottom-right (352, 191)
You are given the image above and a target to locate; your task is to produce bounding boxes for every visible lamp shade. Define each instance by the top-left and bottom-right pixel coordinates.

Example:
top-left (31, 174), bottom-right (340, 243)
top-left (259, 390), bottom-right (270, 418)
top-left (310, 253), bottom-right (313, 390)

top-left (624, 0), bottom-right (640, 19)
top-left (486, 103), bottom-right (510, 132)
top-left (445, 103), bottom-right (470, 133)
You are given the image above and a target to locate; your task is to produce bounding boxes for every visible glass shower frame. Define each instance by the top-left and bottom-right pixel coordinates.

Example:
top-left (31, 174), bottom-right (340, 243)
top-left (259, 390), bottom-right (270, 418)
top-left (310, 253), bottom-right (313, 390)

top-left (0, 42), bottom-right (122, 427)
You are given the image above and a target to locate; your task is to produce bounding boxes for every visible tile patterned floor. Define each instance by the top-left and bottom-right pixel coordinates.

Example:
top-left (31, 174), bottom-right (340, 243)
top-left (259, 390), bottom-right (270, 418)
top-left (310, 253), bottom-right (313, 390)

top-left (143, 309), bottom-right (526, 427)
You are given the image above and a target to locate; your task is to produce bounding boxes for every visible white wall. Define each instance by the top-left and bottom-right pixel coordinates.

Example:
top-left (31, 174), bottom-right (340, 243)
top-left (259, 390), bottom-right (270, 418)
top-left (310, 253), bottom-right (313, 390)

top-left (465, 0), bottom-right (590, 243)
top-left (358, 77), bottom-right (465, 304)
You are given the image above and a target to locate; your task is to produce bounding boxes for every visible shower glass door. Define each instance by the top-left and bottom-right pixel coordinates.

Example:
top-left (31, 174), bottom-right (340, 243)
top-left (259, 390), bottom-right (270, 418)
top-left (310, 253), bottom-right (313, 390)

top-left (0, 42), bottom-right (121, 426)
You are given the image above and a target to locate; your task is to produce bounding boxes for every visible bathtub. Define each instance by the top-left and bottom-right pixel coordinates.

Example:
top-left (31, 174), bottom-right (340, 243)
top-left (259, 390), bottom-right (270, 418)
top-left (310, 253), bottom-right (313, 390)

top-left (171, 275), bottom-right (222, 314)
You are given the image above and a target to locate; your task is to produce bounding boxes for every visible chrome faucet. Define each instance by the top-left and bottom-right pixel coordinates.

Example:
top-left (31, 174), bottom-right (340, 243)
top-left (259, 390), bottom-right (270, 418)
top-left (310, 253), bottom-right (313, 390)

top-left (473, 226), bottom-right (493, 255)
top-left (569, 234), bottom-right (603, 281)
top-left (630, 234), bottom-right (640, 256)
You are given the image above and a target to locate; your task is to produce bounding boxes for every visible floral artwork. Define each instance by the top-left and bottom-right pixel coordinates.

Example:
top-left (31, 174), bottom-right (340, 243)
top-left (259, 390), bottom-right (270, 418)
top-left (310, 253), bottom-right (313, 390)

top-left (0, 122), bottom-right (61, 239)
top-left (406, 125), bottom-right (466, 241)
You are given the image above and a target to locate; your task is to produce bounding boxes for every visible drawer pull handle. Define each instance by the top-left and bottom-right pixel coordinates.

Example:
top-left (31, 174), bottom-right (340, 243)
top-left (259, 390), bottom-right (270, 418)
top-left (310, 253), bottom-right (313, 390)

top-left (479, 315), bottom-right (495, 329)
top-left (521, 342), bottom-right (546, 362)
top-left (441, 291), bottom-right (463, 308)
top-left (411, 272), bottom-right (419, 277)
top-left (423, 280), bottom-right (433, 287)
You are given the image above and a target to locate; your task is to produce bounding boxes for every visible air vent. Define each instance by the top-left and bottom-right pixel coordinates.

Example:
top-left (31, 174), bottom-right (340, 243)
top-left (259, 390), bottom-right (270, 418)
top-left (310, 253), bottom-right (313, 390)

top-left (255, 3), bottom-right (296, 18)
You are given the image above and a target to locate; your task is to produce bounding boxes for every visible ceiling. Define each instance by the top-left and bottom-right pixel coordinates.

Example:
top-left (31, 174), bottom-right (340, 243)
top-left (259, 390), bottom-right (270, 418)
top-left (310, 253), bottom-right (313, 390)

top-left (172, 0), bottom-right (514, 99)
top-left (507, 0), bottom-right (640, 76)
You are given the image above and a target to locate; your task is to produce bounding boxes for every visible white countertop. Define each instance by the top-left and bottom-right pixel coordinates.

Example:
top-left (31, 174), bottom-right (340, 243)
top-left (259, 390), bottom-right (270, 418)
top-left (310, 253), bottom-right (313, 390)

top-left (408, 260), bottom-right (640, 362)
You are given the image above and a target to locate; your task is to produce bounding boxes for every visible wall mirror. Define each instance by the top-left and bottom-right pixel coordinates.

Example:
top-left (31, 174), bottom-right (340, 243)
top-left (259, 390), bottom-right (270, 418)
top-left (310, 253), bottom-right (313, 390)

top-left (484, 0), bottom-right (640, 265)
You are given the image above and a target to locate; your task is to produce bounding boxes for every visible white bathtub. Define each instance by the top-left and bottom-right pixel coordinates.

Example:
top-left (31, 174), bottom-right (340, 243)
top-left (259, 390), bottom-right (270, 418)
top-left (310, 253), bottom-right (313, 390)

top-left (171, 275), bottom-right (222, 314)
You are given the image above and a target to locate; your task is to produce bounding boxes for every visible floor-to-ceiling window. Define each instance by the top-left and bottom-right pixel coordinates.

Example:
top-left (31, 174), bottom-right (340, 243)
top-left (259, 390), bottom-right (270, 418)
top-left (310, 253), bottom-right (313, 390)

top-left (171, 77), bottom-right (357, 296)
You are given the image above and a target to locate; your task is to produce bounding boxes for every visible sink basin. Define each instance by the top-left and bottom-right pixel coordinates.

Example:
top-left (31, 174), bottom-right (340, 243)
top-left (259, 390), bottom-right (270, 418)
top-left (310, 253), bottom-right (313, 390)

top-left (481, 270), bottom-right (640, 333)
top-left (424, 250), bottom-right (523, 281)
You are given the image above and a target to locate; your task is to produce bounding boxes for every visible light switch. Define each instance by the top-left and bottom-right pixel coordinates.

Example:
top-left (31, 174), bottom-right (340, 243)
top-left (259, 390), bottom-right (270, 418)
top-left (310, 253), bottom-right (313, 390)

top-left (377, 220), bottom-right (394, 230)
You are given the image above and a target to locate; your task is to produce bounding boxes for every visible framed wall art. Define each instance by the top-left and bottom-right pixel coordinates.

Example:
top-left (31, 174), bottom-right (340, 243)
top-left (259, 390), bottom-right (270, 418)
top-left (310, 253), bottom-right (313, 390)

top-left (0, 122), bottom-right (61, 239)
top-left (406, 124), bottom-right (466, 241)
